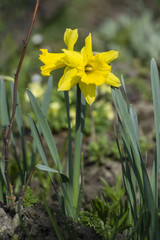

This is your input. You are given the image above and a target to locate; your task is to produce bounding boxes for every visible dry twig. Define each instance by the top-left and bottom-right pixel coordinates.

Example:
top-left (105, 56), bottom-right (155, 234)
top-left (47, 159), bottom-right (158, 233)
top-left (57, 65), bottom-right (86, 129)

top-left (3, 0), bottom-right (40, 205)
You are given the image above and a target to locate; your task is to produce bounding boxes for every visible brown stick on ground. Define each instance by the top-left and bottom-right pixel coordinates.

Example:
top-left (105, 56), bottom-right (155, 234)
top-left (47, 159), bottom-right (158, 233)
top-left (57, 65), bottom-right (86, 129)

top-left (3, 0), bottom-right (40, 205)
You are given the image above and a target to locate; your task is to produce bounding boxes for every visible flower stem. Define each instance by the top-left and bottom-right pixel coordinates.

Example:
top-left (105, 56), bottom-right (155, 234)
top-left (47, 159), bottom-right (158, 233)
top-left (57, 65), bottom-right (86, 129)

top-left (73, 85), bottom-right (84, 218)
top-left (3, 0), bottom-right (40, 205)
top-left (64, 91), bottom-right (73, 183)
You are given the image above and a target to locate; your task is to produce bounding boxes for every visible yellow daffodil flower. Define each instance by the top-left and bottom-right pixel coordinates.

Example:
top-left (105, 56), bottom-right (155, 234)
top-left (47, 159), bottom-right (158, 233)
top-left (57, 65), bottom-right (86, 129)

top-left (39, 28), bottom-right (121, 105)
top-left (39, 28), bottom-right (78, 76)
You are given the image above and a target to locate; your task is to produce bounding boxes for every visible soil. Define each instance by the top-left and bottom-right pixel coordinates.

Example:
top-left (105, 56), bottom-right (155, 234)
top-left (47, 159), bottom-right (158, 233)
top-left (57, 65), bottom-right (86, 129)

top-left (0, 159), bottom-right (124, 240)
top-left (0, 202), bottom-right (102, 240)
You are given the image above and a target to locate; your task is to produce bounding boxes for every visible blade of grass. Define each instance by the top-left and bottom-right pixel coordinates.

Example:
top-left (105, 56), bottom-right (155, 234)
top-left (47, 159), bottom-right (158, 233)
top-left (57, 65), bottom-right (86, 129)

top-left (41, 76), bottom-right (53, 116)
top-left (112, 87), bottom-right (143, 182)
top-left (27, 89), bottom-right (62, 171)
top-left (129, 106), bottom-right (140, 148)
top-left (36, 164), bottom-right (69, 182)
top-left (112, 88), bottom-right (138, 154)
top-left (150, 58), bottom-right (160, 207)
top-left (28, 114), bottom-right (62, 207)
top-left (29, 77), bottom-right (53, 174)
top-left (75, 153), bottom-right (84, 220)
top-left (28, 92), bottom-right (74, 218)
top-left (64, 91), bottom-right (73, 182)
top-left (1, 78), bottom-right (10, 128)
top-left (1, 78), bottom-right (23, 184)
top-left (73, 86), bottom-right (85, 215)
top-left (0, 173), bottom-right (3, 201)
top-left (121, 75), bottom-right (130, 109)
top-left (142, 161), bottom-right (159, 239)
top-left (40, 165), bottom-right (74, 218)
top-left (10, 82), bottom-right (26, 181)
top-left (42, 193), bottom-right (65, 240)
top-left (18, 200), bottom-right (34, 240)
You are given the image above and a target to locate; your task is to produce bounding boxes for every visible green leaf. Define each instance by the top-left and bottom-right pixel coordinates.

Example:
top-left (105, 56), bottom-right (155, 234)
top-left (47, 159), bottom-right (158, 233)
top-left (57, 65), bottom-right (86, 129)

top-left (10, 82), bottom-right (26, 178)
top-left (73, 86), bottom-right (85, 216)
top-left (0, 158), bottom-right (7, 186)
top-left (112, 88), bottom-right (139, 156)
top-left (1, 78), bottom-right (24, 183)
top-left (129, 106), bottom-right (139, 147)
top-left (28, 91), bottom-right (75, 219)
top-left (64, 91), bottom-right (73, 182)
top-left (75, 153), bottom-right (84, 220)
top-left (28, 115), bottom-right (62, 206)
top-left (150, 58), bottom-right (160, 207)
top-left (0, 78), bottom-right (10, 127)
top-left (36, 164), bottom-right (69, 183)
top-left (42, 193), bottom-right (65, 240)
top-left (41, 76), bottom-right (53, 116)
top-left (27, 89), bottom-right (61, 171)
top-left (29, 77), bottom-right (53, 175)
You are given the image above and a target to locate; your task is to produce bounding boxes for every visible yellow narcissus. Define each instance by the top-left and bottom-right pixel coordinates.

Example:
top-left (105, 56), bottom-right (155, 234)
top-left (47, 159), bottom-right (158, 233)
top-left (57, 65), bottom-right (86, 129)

top-left (39, 28), bottom-right (121, 105)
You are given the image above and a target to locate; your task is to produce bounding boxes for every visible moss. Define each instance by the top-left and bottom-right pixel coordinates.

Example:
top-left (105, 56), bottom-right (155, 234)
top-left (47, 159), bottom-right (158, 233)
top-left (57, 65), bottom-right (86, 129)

top-left (23, 186), bottom-right (39, 207)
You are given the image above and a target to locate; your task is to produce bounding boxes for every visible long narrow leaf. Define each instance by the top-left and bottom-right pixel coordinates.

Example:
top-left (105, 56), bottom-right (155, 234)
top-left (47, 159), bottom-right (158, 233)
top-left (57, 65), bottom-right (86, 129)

top-left (42, 193), bottom-right (65, 240)
top-left (27, 89), bottom-right (61, 171)
top-left (130, 106), bottom-right (140, 147)
top-left (112, 88), bottom-right (139, 157)
top-left (75, 153), bottom-right (84, 220)
top-left (64, 91), bottom-right (73, 182)
top-left (10, 82), bottom-right (26, 179)
top-left (29, 77), bottom-right (53, 174)
top-left (73, 86), bottom-right (85, 212)
top-left (28, 115), bottom-right (62, 206)
top-left (150, 59), bottom-right (160, 207)
top-left (41, 76), bottom-right (53, 116)
top-left (36, 164), bottom-right (69, 183)
top-left (1, 78), bottom-right (23, 182)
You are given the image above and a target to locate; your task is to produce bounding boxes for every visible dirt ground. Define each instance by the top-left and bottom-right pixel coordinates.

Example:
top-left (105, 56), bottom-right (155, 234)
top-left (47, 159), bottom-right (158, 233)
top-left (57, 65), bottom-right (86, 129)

top-left (0, 158), bottom-right (123, 240)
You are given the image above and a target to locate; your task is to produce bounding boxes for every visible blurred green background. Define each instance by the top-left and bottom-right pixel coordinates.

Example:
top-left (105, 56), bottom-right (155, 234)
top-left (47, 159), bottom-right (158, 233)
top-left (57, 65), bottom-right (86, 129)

top-left (1, 0), bottom-right (160, 82)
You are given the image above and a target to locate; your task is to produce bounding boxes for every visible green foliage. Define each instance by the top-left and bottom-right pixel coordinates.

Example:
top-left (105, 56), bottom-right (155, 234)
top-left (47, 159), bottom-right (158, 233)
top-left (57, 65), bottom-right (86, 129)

top-left (0, 77), bottom-right (53, 203)
top-left (99, 10), bottom-right (160, 64)
top-left (112, 59), bottom-right (160, 239)
top-left (139, 135), bottom-right (152, 154)
top-left (28, 85), bottom-right (85, 221)
top-left (42, 193), bottom-right (65, 240)
top-left (23, 186), bottom-right (39, 207)
top-left (0, 78), bottom-right (35, 202)
top-left (12, 234), bottom-right (18, 240)
top-left (87, 136), bottom-right (107, 164)
top-left (80, 178), bottom-right (131, 239)
top-left (87, 136), bottom-right (120, 164)
top-left (46, 86), bottom-right (113, 134)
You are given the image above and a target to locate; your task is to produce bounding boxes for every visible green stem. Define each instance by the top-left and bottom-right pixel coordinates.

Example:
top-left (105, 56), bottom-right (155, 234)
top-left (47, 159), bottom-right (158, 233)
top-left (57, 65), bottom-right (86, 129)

top-left (64, 91), bottom-right (73, 183)
top-left (73, 85), bottom-right (83, 214)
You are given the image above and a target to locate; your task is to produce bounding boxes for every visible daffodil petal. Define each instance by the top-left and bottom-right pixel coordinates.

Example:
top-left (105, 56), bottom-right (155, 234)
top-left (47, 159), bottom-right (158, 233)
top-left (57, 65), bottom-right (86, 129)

top-left (105, 72), bottom-right (121, 87)
top-left (58, 68), bottom-right (79, 91)
top-left (64, 28), bottom-right (78, 50)
top-left (62, 49), bottom-right (83, 68)
top-left (97, 50), bottom-right (119, 64)
top-left (81, 34), bottom-right (93, 60)
top-left (39, 49), bottom-right (65, 76)
top-left (85, 34), bottom-right (93, 57)
top-left (58, 66), bottom-right (70, 87)
top-left (79, 81), bottom-right (96, 105)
